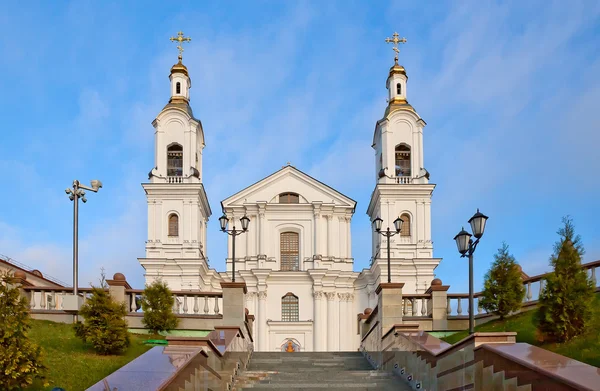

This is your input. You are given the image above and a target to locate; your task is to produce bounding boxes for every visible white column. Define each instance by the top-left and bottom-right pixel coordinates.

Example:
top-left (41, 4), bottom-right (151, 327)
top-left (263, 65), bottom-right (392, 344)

top-left (258, 210), bottom-right (266, 256)
top-left (313, 290), bottom-right (323, 351)
top-left (338, 293), bottom-right (346, 351)
top-left (347, 293), bottom-right (355, 350)
top-left (313, 209), bottom-right (320, 257)
top-left (326, 292), bottom-right (336, 351)
top-left (203, 220), bottom-right (208, 256)
top-left (327, 215), bottom-right (333, 257)
top-left (258, 291), bottom-right (267, 351)
top-left (346, 217), bottom-right (352, 258)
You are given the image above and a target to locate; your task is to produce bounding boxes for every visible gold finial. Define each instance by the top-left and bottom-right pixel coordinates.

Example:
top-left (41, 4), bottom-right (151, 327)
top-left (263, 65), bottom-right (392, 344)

top-left (170, 31), bottom-right (192, 62)
top-left (385, 32), bottom-right (407, 64)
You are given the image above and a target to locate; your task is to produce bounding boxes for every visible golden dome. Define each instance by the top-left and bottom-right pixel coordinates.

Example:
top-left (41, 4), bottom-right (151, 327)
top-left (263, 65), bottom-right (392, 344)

top-left (170, 60), bottom-right (189, 77)
top-left (389, 61), bottom-right (407, 78)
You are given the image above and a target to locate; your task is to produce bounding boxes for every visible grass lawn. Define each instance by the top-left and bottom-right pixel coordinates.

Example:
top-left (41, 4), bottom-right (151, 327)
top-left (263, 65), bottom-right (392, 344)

top-left (25, 319), bottom-right (162, 391)
top-left (441, 294), bottom-right (600, 367)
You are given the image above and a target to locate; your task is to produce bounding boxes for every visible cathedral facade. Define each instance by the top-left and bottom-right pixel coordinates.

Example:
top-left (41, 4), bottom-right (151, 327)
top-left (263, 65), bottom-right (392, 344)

top-left (138, 45), bottom-right (441, 352)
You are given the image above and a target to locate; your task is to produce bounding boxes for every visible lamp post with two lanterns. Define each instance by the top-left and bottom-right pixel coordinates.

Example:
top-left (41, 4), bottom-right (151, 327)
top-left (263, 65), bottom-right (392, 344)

top-left (372, 216), bottom-right (404, 283)
top-left (219, 214), bottom-right (250, 283)
top-left (453, 209), bottom-right (489, 335)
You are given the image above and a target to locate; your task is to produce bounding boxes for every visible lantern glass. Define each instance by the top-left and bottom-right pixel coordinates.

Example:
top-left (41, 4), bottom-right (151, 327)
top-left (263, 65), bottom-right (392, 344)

top-left (372, 217), bottom-right (383, 232)
top-left (240, 215), bottom-right (250, 231)
top-left (468, 209), bottom-right (489, 239)
top-left (453, 228), bottom-right (472, 255)
top-left (219, 215), bottom-right (229, 231)
top-left (393, 216), bottom-right (403, 233)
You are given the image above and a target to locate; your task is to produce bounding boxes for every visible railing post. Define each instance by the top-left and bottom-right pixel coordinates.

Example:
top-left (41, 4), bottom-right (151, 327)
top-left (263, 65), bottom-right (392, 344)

top-left (376, 282), bottom-right (405, 334)
top-left (426, 279), bottom-right (449, 331)
top-left (106, 273), bottom-right (131, 308)
top-left (221, 282), bottom-right (247, 327)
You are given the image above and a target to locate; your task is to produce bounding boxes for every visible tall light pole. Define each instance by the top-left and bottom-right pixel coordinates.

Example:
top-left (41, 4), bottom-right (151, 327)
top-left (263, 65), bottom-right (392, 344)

top-left (372, 216), bottom-right (403, 283)
top-left (219, 214), bottom-right (250, 283)
top-left (453, 209), bottom-right (488, 334)
top-left (65, 180), bottom-right (102, 296)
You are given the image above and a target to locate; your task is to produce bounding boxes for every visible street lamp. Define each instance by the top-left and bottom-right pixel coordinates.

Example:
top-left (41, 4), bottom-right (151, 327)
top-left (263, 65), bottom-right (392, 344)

top-left (453, 208), bottom-right (488, 334)
top-left (372, 216), bottom-right (403, 283)
top-left (219, 214), bottom-right (250, 282)
top-left (65, 180), bottom-right (102, 297)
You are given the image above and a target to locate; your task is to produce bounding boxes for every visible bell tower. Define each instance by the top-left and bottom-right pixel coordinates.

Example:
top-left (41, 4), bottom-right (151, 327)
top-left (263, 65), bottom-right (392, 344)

top-left (138, 32), bottom-right (212, 290)
top-left (366, 33), bottom-right (441, 293)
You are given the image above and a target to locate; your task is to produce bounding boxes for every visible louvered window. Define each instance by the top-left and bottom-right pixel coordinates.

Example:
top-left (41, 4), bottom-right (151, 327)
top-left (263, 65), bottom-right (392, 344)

top-left (280, 232), bottom-right (299, 271)
top-left (281, 293), bottom-right (299, 322)
top-left (168, 214), bottom-right (179, 236)
top-left (279, 193), bottom-right (299, 204)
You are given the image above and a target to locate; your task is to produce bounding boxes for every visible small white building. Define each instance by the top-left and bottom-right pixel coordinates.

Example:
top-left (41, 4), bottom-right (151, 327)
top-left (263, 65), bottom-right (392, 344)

top-left (138, 54), bottom-right (441, 352)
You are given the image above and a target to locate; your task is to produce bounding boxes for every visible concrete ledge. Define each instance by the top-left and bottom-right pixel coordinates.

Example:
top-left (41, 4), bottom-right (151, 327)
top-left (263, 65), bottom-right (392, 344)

top-left (220, 282), bottom-right (247, 294)
top-left (375, 283), bottom-right (405, 295)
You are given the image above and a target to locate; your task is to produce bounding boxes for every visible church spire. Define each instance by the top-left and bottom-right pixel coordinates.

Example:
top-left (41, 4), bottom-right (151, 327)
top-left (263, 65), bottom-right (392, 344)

top-left (384, 32), bottom-right (411, 110)
top-left (168, 31), bottom-right (192, 104)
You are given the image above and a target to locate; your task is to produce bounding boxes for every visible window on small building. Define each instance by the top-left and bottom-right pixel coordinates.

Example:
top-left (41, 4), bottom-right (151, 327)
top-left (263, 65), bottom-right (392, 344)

top-left (281, 293), bottom-right (299, 322)
top-left (168, 214), bottom-right (179, 236)
top-left (396, 83), bottom-right (402, 95)
top-left (400, 213), bottom-right (411, 236)
top-left (167, 144), bottom-right (183, 177)
top-left (176, 82), bottom-right (181, 94)
top-left (280, 232), bottom-right (299, 271)
top-left (395, 144), bottom-right (411, 177)
top-left (279, 192), bottom-right (299, 204)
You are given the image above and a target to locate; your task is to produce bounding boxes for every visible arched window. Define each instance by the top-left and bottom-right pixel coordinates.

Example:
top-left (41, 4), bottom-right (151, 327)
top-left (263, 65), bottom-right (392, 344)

top-left (280, 232), bottom-right (299, 271)
top-left (167, 144), bottom-right (183, 177)
top-left (400, 213), bottom-right (411, 236)
top-left (279, 192), bottom-right (299, 204)
top-left (396, 83), bottom-right (402, 95)
top-left (168, 214), bottom-right (179, 236)
top-left (395, 144), bottom-right (411, 177)
top-left (176, 82), bottom-right (181, 94)
top-left (281, 293), bottom-right (299, 322)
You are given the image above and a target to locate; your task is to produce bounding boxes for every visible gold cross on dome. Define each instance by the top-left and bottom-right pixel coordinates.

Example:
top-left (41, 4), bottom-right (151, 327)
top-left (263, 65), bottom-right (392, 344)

top-left (385, 32), bottom-right (407, 63)
top-left (170, 31), bottom-right (192, 62)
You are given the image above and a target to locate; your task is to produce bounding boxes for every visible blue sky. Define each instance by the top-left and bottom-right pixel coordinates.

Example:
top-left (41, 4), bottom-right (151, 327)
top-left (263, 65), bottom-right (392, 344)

top-left (1, 1), bottom-right (599, 293)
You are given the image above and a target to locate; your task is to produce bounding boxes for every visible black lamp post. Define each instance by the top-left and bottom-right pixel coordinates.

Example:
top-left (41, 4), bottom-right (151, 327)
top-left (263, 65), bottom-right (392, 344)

top-left (453, 209), bottom-right (489, 334)
top-left (372, 216), bottom-right (403, 283)
top-left (219, 214), bottom-right (250, 283)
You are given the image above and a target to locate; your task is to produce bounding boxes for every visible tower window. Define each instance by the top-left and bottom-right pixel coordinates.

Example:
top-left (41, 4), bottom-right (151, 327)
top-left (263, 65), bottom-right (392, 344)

top-left (396, 83), bottom-right (402, 95)
top-left (168, 214), bottom-right (179, 236)
top-left (400, 213), bottom-right (411, 236)
top-left (167, 144), bottom-right (183, 177)
top-left (176, 82), bottom-right (181, 94)
top-left (395, 144), bottom-right (411, 177)
top-left (280, 232), bottom-right (299, 271)
top-left (279, 192), bottom-right (299, 204)
top-left (281, 293), bottom-right (299, 321)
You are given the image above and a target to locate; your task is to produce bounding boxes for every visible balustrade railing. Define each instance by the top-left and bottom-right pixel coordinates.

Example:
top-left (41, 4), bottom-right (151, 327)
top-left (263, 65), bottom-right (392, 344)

top-left (445, 260), bottom-right (600, 317)
top-left (167, 176), bottom-right (183, 183)
top-left (395, 176), bottom-right (412, 184)
top-left (22, 287), bottom-right (223, 316)
top-left (125, 289), bottom-right (223, 316)
top-left (401, 294), bottom-right (430, 317)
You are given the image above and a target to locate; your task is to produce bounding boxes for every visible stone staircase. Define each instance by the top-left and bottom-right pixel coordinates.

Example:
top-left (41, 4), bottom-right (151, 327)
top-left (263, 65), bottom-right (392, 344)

top-left (233, 352), bottom-right (412, 391)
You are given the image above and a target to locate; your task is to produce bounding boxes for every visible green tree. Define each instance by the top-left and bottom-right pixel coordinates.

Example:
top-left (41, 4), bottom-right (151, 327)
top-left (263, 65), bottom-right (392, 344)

top-left (141, 279), bottom-right (179, 334)
top-left (480, 243), bottom-right (525, 319)
top-left (0, 271), bottom-right (47, 390)
top-left (74, 272), bottom-right (130, 354)
top-left (534, 216), bottom-right (595, 342)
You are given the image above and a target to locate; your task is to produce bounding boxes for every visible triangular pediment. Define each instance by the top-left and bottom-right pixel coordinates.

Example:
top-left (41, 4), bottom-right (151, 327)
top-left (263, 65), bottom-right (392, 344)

top-left (221, 166), bottom-right (356, 209)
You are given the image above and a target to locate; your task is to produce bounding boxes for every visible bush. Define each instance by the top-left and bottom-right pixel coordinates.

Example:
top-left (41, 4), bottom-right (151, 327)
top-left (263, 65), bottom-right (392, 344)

top-left (534, 216), bottom-right (595, 342)
top-left (75, 274), bottom-right (130, 354)
top-left (0, 271), bottom-right (47, 390)
top-left (141, 279), bottom-right (179, 334)
top-left (480, 243), bottom-right (525, 320)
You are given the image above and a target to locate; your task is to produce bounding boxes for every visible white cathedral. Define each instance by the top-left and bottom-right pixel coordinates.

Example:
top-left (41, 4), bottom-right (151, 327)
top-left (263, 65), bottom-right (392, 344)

top-left (138, 39), bottom-right (441, 352)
